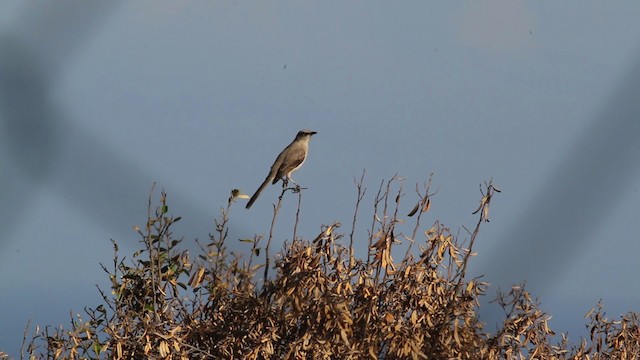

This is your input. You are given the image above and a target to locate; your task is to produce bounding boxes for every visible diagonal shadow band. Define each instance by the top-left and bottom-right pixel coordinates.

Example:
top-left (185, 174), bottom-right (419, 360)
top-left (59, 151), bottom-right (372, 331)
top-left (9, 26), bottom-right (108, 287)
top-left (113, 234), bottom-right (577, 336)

top-left (476, 49), bottom-right (640, 296)
top-left (0, 2), bottom-right (121, 249)
top-left (0, 3), bottom-right (219, 253)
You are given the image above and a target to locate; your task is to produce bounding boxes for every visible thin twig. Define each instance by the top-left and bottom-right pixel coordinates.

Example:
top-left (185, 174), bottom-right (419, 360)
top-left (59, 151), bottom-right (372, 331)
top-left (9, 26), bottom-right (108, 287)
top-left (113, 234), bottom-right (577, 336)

top-left (381, 175), bottom-right (396, 223)
top-left (20, 318), bottom-right (32, 360)
top-left (145, 183), bottom-right (160, 323)
top-left (436, 180), bottom-right (500, 332)
top-left (405, 174), bottom-right (437, 260)
top-left (293, 187), bottom-right (303, 245)
top-left (380, 182), bottom-right (403, 285)
top-left (264, 184), bottom-right (290, 283)
top-left (367, 179), bottom-right (385, 267)
top-left (373, 177), bottom-right (398, 283)
top-left (247, 234), bottom-right (262, 272)
top-left (349, 170), bottom-right (366, 269)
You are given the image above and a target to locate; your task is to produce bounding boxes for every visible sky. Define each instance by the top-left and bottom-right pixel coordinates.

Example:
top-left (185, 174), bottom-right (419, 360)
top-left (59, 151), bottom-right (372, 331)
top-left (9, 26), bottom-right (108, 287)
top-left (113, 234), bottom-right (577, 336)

top-left (2, 1), bottom-right (640, 356)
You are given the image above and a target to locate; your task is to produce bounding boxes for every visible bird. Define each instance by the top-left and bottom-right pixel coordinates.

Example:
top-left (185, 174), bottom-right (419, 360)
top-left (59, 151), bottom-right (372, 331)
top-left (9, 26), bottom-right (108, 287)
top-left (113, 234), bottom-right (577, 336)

top-left (246, 130), bottom-right (317, 209)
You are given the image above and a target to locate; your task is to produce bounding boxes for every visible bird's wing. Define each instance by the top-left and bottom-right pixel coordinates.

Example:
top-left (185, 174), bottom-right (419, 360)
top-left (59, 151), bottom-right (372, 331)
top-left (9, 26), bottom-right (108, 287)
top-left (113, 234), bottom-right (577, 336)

top-left (273, 146), bottom-right (306, 184)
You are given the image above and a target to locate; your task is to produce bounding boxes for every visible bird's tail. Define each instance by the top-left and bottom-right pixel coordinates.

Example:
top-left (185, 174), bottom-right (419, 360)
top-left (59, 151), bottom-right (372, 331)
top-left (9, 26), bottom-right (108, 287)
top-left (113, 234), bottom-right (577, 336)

top-left (246, 176), bottom-right (272, 209)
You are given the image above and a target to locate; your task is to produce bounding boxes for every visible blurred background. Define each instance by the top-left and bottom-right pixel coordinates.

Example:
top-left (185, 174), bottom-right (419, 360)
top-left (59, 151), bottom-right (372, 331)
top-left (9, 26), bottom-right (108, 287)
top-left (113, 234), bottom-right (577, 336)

top-left (1, 1), bottom-right (640, 356)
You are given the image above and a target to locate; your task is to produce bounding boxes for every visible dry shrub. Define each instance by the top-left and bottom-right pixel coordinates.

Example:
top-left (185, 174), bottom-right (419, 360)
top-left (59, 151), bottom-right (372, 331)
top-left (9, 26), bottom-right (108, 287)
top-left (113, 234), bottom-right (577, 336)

top-left (13, 177), bottom-right (640, 359)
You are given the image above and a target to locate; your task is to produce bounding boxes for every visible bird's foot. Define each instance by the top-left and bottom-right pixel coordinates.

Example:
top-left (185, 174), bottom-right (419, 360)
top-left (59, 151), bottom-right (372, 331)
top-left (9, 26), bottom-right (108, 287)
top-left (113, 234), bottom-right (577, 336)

top-left (285, 177), bottom-right (300, 188)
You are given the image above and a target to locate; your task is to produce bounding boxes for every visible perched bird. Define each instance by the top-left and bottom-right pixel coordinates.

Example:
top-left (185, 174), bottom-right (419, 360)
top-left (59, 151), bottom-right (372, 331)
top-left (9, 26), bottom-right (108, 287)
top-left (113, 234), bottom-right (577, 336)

top-left (246, 130), bottom-right (317, 209)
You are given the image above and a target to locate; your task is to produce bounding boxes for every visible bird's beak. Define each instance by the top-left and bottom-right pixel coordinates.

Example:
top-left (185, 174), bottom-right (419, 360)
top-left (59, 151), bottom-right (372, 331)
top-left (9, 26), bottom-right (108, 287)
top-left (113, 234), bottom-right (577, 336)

top-left (310, 131), bottom-right (317, 135)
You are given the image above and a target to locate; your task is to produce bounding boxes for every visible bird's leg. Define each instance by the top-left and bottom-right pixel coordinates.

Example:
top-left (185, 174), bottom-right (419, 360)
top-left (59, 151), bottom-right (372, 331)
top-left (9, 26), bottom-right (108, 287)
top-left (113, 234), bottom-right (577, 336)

top-left (286, 176), bottom-right (301, 192)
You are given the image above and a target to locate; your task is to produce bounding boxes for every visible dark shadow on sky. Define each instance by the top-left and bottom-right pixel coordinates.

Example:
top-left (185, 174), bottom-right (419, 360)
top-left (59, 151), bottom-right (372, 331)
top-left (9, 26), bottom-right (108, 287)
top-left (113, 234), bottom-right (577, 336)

top-left (0, 3), bottom-right (222, 356)
top-left (0, 2), bottom-right (119, 248)
top-left (477, 48), bottom-right (640, 297)
top-left (0, 2), bottom-right (217, 252)
top-left (0, 34), bottom-right (58, 249)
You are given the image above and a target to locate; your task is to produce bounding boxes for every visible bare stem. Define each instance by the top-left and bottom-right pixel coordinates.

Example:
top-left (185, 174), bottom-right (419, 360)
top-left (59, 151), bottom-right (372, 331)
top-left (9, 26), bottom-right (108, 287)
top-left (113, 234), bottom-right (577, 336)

top-left (20, 318), bottom-right (32, 360)
top-left (405, 174), bottom-right (437, 260)
top-left (349, 170), bottom-right (366, 269)
top-left (264, 184), bottom-right (303, 283)
top-left (367, 179), bottom-right (385, 267)
top-left (293, 188), bottom-right (303, 245)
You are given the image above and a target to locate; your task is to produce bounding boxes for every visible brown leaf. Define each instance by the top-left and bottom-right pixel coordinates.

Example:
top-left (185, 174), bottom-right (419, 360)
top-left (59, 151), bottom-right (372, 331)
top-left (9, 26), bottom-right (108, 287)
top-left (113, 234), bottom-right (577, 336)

top-left (407, 202), bottom-right (420, 217)
top-left (422, 197), bottom-right (431, 213)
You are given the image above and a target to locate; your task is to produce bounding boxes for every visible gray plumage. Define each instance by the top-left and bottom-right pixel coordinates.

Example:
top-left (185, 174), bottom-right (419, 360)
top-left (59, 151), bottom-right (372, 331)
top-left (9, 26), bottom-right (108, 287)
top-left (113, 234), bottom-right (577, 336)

top-left (246, 130), bottom-right (317, 209)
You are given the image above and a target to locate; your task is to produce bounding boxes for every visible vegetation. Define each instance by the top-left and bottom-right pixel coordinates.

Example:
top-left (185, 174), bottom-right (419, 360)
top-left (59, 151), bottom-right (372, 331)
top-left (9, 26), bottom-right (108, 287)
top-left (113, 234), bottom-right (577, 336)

top-left (3, 176), bottom-right (639, 359)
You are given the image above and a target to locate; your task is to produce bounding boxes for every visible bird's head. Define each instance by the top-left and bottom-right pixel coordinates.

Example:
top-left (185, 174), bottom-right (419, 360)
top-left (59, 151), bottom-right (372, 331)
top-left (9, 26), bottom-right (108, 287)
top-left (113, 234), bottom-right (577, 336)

top-left (296, 129), bottom-right (317, 139)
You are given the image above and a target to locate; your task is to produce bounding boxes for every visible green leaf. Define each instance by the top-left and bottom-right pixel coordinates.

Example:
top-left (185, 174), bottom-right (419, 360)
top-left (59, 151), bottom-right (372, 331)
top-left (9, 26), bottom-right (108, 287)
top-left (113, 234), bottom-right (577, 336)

top-left (162, 205), bottom-right (168, 214)
top-left (239, 238), bottom-right (254, 243)
top-left (92, 341), bottom-right (102, 354)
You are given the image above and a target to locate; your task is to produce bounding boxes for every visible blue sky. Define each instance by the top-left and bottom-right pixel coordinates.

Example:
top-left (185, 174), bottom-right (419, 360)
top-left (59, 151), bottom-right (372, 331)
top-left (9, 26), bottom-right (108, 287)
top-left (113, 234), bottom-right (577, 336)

top-left (1, 1), bottom-right (640, 356)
